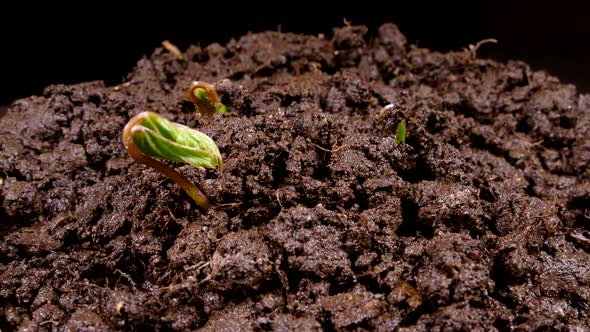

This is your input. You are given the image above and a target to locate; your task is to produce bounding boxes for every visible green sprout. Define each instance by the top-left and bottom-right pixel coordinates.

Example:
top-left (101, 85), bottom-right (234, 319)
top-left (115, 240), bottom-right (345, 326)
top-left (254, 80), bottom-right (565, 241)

top-left (395, 120), bottom-right (406, 145)
top-left (187, 81), bottom-right (227, 116)
top-left (122, 111), bottom-right (222, 212)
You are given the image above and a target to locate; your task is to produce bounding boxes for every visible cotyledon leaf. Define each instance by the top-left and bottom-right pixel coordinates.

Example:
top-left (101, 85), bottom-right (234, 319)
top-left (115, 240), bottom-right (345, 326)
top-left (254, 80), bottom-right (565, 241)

top-left (193, 87), bottom-right (227, 114)
top-left (131, 112), bottom-right (222, 169)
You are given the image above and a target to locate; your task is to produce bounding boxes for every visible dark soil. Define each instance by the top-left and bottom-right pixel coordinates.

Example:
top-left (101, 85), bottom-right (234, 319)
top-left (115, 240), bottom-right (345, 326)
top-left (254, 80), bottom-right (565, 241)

top-left (1, 23), bottom-right (590, 331)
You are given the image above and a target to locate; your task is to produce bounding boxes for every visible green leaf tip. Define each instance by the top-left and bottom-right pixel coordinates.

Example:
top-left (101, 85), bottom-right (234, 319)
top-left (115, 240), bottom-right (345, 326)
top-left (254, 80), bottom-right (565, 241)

top-left (395, 120), bottom-right (406, 145)
top-left (130, 112), bottom-right (223, 169)
top-left (215, 104), bottom-right (228, 114)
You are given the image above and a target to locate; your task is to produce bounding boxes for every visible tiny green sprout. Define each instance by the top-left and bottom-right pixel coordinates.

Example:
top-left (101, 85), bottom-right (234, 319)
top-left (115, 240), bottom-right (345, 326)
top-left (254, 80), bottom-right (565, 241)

top-left (395, 120), bottom-right (406, 145)
top-left (187, 81), bottom-right (227, 117)
top-left (122, 111), bottom-right (222, 212)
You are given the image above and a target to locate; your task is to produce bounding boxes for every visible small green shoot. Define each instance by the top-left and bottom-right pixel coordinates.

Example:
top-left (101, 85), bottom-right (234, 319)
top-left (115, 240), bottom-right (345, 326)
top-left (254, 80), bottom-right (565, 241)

top-left (395, 120), bottom-right (406, 145)
top-left (122, 111), bottom-right (222, 212)
top-left (187, 81), bottom-right (227, 116)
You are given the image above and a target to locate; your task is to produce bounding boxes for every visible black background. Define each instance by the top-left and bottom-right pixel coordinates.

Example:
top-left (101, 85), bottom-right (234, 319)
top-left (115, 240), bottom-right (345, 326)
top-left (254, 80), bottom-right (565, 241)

top-left (1, 1), bottom-right (589, 109)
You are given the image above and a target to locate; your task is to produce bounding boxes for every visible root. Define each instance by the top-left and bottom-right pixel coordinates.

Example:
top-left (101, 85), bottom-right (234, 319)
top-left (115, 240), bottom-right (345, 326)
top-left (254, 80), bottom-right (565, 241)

top-left (310, 142), bottom-right (347, 154)
top-left (466, 38), bottom-right (498, 59)
top-left (162, 40), bottom-right (184, 60)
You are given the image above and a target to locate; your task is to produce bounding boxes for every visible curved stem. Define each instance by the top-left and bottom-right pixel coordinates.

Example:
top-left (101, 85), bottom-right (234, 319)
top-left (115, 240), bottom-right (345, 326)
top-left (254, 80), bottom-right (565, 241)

top-left (187, 81), bottom-right (222, 117)
top-left (123, 113), bottom-right (211, 212)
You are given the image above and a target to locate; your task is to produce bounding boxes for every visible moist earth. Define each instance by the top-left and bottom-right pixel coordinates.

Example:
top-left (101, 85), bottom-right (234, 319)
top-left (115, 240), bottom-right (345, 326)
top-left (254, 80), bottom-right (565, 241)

top-left (1, 23), bottom-right (590, 331)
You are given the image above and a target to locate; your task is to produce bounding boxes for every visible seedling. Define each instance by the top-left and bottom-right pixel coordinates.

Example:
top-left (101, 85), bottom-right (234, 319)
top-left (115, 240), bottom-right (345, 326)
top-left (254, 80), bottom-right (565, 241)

top-left (395, 120), bottom-right (406, 145)
top-left (378, 104), bottom-right (407, 144)
top-left (122, 111), bottom-right (222, 212)
top-left (187, 81), bottom-right (227, 117)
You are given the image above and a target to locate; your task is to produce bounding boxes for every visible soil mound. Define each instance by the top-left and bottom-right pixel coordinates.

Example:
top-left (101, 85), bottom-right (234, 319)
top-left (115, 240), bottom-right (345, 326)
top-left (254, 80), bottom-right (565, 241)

top-left (1, 23), bottom-right (589, 330)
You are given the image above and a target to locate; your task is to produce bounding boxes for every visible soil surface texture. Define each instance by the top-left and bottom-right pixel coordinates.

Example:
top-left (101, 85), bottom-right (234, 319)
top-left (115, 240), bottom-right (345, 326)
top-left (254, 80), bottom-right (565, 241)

top-left (1, 23), bottom-right (590, 331)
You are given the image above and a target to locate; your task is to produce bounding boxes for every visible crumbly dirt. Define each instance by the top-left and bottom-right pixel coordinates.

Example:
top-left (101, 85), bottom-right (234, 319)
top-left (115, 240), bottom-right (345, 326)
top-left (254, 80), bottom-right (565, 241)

top-left (1, 23), bottom-right (590, 331)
